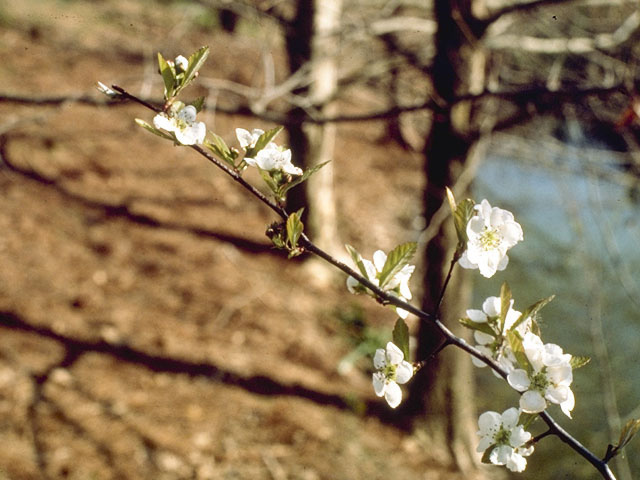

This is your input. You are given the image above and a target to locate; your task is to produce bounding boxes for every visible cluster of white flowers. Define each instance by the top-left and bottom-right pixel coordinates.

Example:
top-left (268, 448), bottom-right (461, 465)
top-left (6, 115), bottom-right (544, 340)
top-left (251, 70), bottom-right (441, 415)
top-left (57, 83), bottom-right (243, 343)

top-left (507, 332), bottom-right (575, 418)
top-left (346, 249), bottom-right (414, 319)
top-left (153, 104), bottom-right (206, 146)
top-left (372, 342), bottom-right (413, 408)
top-left (476, 408), bottom-right (534, 472)
top-left (459, 199), bottom-right (523, 278)
top-left (466, 295), bottom-right (530, 374)
top-left (236, 128), bottom-right (302, 176)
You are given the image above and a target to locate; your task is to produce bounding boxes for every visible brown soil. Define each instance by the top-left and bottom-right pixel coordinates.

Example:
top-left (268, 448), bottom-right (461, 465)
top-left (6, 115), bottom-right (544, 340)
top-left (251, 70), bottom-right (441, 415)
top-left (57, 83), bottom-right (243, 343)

top-left (0, 2), bottom-right (464, 479)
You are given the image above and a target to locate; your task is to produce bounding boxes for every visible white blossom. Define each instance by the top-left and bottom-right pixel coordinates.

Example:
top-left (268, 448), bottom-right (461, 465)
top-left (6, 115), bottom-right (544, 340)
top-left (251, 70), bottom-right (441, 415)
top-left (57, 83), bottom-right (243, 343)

top-left (346, 250), bottom-right (414, 319)
top-left (466, 296), bottom-right (530, 373)
top-left (476, 408), bottom-right (534, 472)
top-left (96, 81), bottom-right (118, 98)
top-left (174, 55), bottom-right (189, 72)
top-left (244, 143), bottom-right (302, 175)
top-left (507, 332), bottom-right (575, 417)
top-left (236, 128), bottom-right (265, 150)
top-left (459, 199), bottom-right (523, 278)
top-left (372, 342), bottom-right (413, 408)
top-left (153, 105), bottom-right (206, 146)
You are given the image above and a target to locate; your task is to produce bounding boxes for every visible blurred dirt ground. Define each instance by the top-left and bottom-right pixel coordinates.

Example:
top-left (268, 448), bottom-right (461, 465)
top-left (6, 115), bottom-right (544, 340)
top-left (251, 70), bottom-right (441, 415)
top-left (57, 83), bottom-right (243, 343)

top-left (0, 1), bottom-right (466, 479)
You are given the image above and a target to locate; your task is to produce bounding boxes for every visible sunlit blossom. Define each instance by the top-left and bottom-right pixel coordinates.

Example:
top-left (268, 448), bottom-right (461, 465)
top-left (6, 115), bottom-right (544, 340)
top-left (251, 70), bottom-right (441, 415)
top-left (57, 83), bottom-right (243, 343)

top-left (153, 105), bottom-right (206, 145)
top-left (236, 128), bottom-right (265, 150)
top-left (244, 143), bottom-right (302, 175)
top-left (507, 332), bottom-right (575, 417)
top-left (477, 407), bottom-right (534, 472)
top-left (466, 296), bottom-right (530, 373)
top-left (346, 250), bottom-right (414, 319)
top-left (459, 199), bottom-right (523, 278)
top-left (372, 342), bottom-right (413, 408)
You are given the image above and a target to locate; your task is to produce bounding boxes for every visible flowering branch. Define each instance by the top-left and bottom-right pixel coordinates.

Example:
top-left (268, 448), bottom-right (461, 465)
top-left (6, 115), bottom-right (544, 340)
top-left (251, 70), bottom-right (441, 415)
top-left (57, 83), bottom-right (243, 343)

top-left (104, 47), bottom-right (637, 479)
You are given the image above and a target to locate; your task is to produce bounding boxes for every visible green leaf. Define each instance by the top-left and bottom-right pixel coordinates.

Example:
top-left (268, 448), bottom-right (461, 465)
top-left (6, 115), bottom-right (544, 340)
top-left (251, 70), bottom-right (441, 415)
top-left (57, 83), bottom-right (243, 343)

top-left (258, 169), bottom-right (279, 195)
top-left (481, 445), bottom-right (496, 464)
top-left (345, 244), bottom-right (369, 279)
top-left (392, 318), bottom-right (411, 361)
top-left (499, 282), bottom-right (512, 334)
top-left (245, 126), bottom-right (283, 159)
top-left (452, 198), bottom-right (476, 246)
top-left (286, 209), bottom-right (305, 258)
top-left (512, 295), bottom-right (555, 332)
top-left (569, 355), bottom-right (591, 370)
top-left (191, 96), bottom-right (205, 113)
top-left (617, 418), bottom-right (640, 450)
top-left (507, 330), bottom-right (529, 371)
top-left (182, 46), bottom-right (210, 90)
top-left (280, 160), bottom-right (330, 197)
top-left (378, 242), bottom-right (417, 289)
top-left (459, 317), bottom-right (496, 338)
top-left (157, 52), bottom-right (176, 100)
top-left (135, 119), bottom-right (174, 141)
top-left (204, 133), bottom-right (235, 165)
top-left (520, 413), bottom-right (538, 430)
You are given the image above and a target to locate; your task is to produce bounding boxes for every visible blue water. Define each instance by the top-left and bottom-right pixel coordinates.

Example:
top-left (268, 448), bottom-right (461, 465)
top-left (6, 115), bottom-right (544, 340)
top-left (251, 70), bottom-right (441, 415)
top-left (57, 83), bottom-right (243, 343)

top-left (471, 149), bottom-right (640, 479)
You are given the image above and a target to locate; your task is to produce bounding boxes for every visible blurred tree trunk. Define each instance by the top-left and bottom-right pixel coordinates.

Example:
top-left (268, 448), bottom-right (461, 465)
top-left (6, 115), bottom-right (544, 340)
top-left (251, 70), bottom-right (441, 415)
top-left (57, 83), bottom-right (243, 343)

top-left (285, 0), bottom-right (342, 263)
top-left (405, 0), bottom-right (483, 475)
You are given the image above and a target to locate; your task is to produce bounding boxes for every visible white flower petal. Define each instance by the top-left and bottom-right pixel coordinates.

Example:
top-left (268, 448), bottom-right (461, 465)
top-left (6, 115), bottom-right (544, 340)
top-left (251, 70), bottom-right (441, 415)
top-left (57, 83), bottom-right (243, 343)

top-left (510, 425), bottom-right (531, 448)
top-left (385, 342), bottom-right (404, 364)
top-left (520, 390), bottom-right (547, 413)
top-left (395, 361), bottom-right (413, 384)
top-left (501, 407), bottom-right (520, 429)
top-left (373, 349), bottom-right (387, 370)
top-left (384, 381), bottom-right (402, 408)
top-left (153, 113), bottom-right (173, 131)
top-left (478, 411), bottom-right (501, 435)
top-left (560, 388), bottom-right (575, 418)
top-left (474, 331), bottom-right (494, 346)
top-left (506, 452), bottom-right (528, 472)
top-left (490, 445), bottom-right (512, 466)
top-left (346, 276), bottom-right (359, 293)
top-left (507, 369), bottom-right (531, 392)
top-left (482, 297), bottom-right (501, 317)
top-left (466, 309), bottom-right (487, 323)
top-left (372, 372), bottom-right (386, 397)
top-left (395, 306), bottom-right (409, 319)
top-left (372, 250), bottom-right (387, 272)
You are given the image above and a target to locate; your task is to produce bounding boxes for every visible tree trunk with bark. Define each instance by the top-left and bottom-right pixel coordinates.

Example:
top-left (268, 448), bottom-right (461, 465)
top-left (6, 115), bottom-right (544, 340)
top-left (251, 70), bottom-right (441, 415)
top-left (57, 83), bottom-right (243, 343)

top-left (285, 0), bottom-right (343, 269)
top-left (405, 0), bottom-right (484, 476)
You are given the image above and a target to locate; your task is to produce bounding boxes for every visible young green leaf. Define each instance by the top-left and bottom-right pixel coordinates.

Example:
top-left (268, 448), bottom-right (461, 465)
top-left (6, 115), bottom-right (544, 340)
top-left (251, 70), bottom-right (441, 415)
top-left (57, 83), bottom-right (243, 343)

top-left (481, 445), bottom-right (497, 464)
top-left (345, 244), bottom-right (369, 279)
top-left (280, 161), bottom-right (331, 197)
top-left (378, 242), bottom-right (417, 289)
top-left (511, 295), bottom-right (555, 332)
top-left (191, 96), bottom-right (205, 113)
top-left (507, 330), bottom-right (529, 371)
top-left (204, 133), bottom-right (235, 166)
top-left (617, 418), bottom-right (640, 451)
top-left (135, 119), bottom-right (174, 141)
top-left (459, 317), bottom-right (496, 338)
top-left (392, 318), bottom-right (411, 361)
top-left (245, 126), bottom-right (283, 159)
top-left (499, 282), bottom-right (512, 333)
top-left (183, 46), bottom-right (210, 90)
top-left (285, 208), bottom-right (305, 258)
top-left (569, 355), bottom-right (591, 370)
top-left (453, 198), bottom-right (476, 245)
top-left (157, 52), bottom-right (176, 100)
top-left (445, 186), bottom-right (457, 212)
